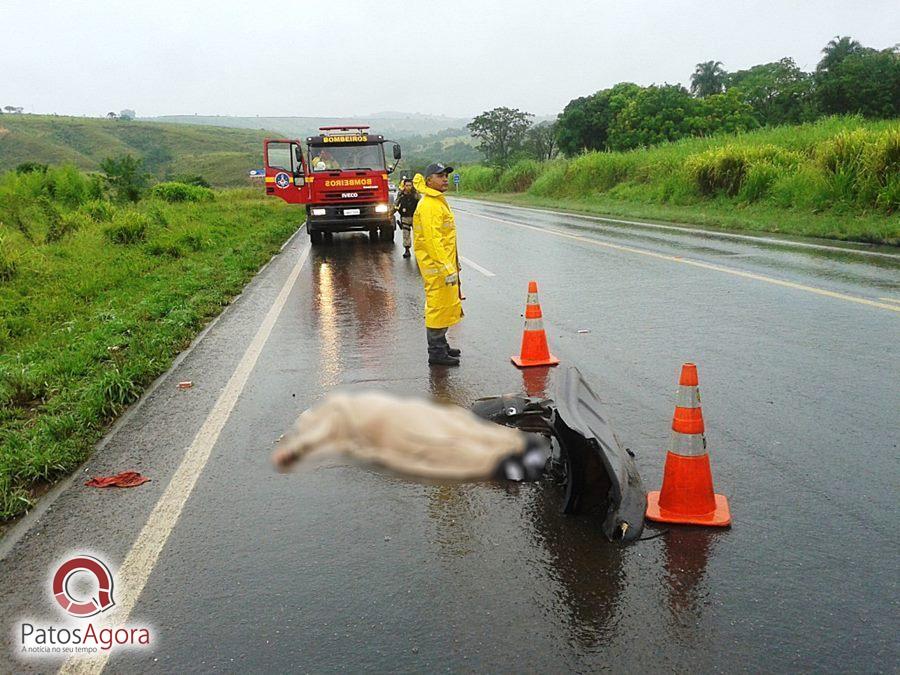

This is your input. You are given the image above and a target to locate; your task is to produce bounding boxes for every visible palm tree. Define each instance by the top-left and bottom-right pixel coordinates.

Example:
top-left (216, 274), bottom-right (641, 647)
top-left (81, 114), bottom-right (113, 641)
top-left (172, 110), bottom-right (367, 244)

top-left (690, 61), bottom-right (726, 97)
top-left (817, 36), bottom-right (864, 73)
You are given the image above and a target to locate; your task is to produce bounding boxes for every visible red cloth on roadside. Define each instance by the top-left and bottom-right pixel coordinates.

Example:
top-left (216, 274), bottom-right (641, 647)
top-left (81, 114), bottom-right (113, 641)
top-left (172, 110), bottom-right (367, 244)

top-left (85, 471), bottom-right (150, 488)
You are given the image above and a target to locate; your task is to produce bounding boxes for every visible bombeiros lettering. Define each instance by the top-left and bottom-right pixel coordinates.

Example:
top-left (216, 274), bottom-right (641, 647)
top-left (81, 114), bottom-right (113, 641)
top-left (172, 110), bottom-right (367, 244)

top-left (322, 135), bottom-right (368, 143)
top-left (325, 178), bottom-right (374, 187)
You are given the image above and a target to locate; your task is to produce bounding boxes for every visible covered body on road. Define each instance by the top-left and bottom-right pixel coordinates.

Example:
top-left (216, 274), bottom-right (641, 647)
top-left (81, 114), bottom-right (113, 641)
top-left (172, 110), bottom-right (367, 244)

top-left (272, 390), bottom-right (542, 480)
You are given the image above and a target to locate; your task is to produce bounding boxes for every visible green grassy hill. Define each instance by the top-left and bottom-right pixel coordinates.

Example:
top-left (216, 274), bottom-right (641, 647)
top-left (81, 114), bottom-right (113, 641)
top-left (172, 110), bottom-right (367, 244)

top-left (144, 113), bottom-right (473, 140)
top-left (0, 115), bottom-right (276, 186)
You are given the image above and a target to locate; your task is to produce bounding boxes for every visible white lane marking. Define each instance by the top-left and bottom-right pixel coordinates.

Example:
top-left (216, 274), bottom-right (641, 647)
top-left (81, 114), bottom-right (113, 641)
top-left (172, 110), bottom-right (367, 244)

top-left (59, 243), bottom-right (312, 675)
top-left (452, 198), bottom-right (900, 261)
top-left (463, 211), bottom-right (900, 314)
top-left (459, 255), bottom-right (496, 277)
top-left (879, 297), bottom-right (900, 305)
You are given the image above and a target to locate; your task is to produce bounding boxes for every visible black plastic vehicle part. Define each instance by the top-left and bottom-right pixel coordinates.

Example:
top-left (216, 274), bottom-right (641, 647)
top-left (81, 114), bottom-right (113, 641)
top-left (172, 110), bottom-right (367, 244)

top-left (471, 367), bottom-right (646, 543)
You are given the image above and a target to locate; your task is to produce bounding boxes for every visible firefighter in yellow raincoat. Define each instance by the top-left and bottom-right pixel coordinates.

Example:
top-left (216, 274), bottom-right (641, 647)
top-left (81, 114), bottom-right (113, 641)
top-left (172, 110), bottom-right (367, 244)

top-left (413, 164), bottom-right (462, 367)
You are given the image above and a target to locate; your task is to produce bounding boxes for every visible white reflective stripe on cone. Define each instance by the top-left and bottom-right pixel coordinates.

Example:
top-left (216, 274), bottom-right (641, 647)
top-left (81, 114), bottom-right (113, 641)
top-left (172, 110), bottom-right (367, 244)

top-left (526, 293), bottom-right (539, 305)
top-left (668, 430), bottom-right (707, 457)
top-left (675, 385), bottom-right (701, 409)
top-left (524, 317), bottom-right (544, 331)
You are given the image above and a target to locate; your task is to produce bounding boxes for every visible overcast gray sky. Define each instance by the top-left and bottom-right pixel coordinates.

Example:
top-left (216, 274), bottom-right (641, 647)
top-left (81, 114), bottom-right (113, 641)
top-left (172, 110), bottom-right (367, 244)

top-left (2, 1), bottom-right (897, 119)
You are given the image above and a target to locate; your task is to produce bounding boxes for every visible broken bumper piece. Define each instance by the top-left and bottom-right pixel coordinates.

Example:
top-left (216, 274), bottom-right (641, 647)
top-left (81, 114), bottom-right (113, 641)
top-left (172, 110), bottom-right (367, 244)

top-left (472, 366), bottom-right (646, 543)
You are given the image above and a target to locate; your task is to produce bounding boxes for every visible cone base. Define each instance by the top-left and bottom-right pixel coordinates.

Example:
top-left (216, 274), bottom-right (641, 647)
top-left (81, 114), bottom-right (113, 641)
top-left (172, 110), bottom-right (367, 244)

top-left (511, 354), bottom-right (560, 368)
top-left (645, 491), bottom-right (731, 527)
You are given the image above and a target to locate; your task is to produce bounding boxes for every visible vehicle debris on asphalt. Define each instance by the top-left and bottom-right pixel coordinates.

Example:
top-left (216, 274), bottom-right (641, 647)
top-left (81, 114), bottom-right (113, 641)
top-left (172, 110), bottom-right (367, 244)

top-left (84, 471), bottom-right (151, 488)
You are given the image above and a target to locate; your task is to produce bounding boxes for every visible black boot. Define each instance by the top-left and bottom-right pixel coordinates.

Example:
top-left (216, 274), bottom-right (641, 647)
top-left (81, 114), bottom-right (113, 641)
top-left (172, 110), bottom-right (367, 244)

top-left (428, 354), bottom-right (460, 367)
top-left (447, 347), bottom-right (461, 357)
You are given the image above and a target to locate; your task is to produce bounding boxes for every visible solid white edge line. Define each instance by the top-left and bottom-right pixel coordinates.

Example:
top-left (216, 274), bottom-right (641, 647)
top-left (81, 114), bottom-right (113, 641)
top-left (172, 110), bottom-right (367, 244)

top-left (459, 255), bottom-right (496, 277)
top-left (451, 197), bottom-right (900, 261)
top-left (465, 210), bottom-right (900, 314)
top-left (58, 242), bottom-right (312, 675)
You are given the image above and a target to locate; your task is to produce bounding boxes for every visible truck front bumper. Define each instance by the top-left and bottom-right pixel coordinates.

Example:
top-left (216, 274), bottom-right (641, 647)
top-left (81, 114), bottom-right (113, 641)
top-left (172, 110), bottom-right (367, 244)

top-left (307, 204), bottom-right (393, 232)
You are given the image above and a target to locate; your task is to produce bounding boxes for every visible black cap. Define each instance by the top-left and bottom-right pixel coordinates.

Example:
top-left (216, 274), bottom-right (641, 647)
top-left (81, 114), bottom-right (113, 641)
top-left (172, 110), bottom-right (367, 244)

top-left (424, 163), bottom-right (454, 178)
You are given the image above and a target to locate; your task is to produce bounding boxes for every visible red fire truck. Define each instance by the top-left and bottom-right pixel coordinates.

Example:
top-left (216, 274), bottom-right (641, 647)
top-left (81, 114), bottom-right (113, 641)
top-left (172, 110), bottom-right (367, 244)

top-left (263, 126), bottom-right (401, 245)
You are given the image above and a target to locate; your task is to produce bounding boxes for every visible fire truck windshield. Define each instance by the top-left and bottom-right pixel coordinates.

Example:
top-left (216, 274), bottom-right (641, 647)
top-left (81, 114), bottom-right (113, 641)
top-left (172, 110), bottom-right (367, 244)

top-left (309, 144), bottom-right (385, 172)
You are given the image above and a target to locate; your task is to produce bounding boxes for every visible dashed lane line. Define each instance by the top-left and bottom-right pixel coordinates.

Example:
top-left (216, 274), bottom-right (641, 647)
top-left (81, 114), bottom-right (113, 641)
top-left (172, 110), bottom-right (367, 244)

top-left (457, 209), bottom-right (900, 314)
top-left (459, 255), bottom-right (496, 277)
top-left (59, 242), bottom-right (313, 675)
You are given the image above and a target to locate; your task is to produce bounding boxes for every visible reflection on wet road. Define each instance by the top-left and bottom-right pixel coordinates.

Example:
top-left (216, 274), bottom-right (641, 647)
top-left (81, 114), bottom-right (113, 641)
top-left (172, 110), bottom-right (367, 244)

top-left (455, 199), bottom-right (900, 300)
top-left (2, 200), bottom-right (897, 672)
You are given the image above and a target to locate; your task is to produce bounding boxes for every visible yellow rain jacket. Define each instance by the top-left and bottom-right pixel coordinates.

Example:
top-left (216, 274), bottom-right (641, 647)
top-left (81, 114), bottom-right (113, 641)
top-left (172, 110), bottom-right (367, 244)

top-left (412, 173), bottom-right (462, 329)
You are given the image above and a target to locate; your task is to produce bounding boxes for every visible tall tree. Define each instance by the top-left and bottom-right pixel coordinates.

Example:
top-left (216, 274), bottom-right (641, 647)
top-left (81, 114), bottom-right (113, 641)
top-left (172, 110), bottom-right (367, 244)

top-left (817, 36), bottom-right (864, 73)
top-left (816, 45), bottom-right (900, 118)
top-left (694, 89), bottom-right (760, 135)
top-left (467, 107), bottom-right (534, 168)
top-left (100, 155), bottom-right (148, 202)
top-left (525, 121), bottom-right (559, 162)
top-left (608, 84), bottom-right (699, 151)
top-left (726, 58), bottom-right (816, 125)
top-left (555, 83), bottom-right (641, 155)
top-left (690, 61), bottom-right (727, 97)
top-left (555, 94), bottom-right (608, 156)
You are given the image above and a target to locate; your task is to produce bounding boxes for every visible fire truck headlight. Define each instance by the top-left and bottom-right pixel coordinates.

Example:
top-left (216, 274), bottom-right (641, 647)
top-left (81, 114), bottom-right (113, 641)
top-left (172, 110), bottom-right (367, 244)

top-left (375, 204), bottom-right (389, 214)
top-left (311, 208), bottom-right (326, 216)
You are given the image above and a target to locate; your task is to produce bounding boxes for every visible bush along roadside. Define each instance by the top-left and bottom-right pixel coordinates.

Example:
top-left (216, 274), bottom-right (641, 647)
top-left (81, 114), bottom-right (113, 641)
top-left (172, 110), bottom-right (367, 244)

top-left (0, 166), bottom-right (299, 521)
top-left (455, 116), bottom-right (900, 245)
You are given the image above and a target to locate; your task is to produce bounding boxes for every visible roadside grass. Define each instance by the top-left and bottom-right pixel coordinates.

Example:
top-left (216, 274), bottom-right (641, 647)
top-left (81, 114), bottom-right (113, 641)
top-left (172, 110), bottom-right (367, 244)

top-left (456, 116), bottom-right (900, 245)
top-left (0, 177), bottom-right (300, 520)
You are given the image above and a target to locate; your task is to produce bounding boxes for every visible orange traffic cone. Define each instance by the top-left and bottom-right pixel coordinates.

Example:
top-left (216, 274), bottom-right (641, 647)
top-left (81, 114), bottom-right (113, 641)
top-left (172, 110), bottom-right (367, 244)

top-left (646, 363), bottom-right (731, 527)
top-left (511, 281), bottom-right (560, 368)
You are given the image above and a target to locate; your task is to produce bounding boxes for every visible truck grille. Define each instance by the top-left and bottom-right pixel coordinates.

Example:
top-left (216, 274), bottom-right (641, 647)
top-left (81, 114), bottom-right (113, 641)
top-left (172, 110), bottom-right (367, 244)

top-left (321, 190), bottom-right (379, 202)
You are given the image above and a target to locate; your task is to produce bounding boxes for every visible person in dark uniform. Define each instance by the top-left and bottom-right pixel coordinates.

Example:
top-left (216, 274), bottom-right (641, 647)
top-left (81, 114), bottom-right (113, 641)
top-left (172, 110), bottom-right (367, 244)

top-left (394, 176), bottom-right (418, 258)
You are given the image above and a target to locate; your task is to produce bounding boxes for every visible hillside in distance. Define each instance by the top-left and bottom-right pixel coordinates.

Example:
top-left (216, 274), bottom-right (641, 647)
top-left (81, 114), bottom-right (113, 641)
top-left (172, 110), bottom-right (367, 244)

top-left (0, 113), bottom-right (487, 183)
top-left (0, 114), bottom-right (278, 186)
top-left (143, 113), bottom-right (473, 139)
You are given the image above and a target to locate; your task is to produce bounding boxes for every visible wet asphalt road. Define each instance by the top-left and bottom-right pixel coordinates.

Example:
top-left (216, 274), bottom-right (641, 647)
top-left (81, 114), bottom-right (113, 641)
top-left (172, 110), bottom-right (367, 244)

top-left (1, 198), bottom-right (898, 673)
